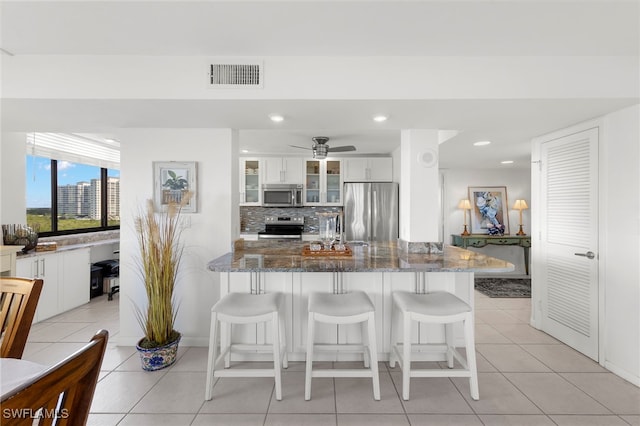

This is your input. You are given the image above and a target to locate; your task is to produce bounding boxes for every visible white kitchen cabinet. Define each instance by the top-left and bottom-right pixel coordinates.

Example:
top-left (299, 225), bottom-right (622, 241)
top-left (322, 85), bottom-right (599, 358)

top-left (343, 157), bottom-right (392, 182)
top-left (16, 252), bottom-right (61, 322)
top-left (15, 248), bottom-right (91, 322)
top-left (263, 157), bottom-right (303, 185)
top-left (61, 249), bottom-right (90, 311)
top-left (304, 159), bottom-right (343, 206)
top-left (239, 158), bottom-right (261, 205)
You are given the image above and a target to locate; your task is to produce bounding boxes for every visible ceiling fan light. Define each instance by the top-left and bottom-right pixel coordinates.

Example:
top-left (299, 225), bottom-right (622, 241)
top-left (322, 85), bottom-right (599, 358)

top-left (314, 144), bottom-right (328, 159)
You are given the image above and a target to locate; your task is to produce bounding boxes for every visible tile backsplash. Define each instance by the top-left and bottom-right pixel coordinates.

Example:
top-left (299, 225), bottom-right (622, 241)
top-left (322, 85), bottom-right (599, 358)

top-left (240, 206), bottom-right (342, 234)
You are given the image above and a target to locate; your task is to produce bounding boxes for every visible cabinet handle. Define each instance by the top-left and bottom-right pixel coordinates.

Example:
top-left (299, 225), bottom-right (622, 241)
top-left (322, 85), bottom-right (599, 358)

top-left (41, 259), bottom-right (45, 276)
top-left (34, 259), bottom-right (39, 278)
top-left (366, 168), bottom-right (371, 180)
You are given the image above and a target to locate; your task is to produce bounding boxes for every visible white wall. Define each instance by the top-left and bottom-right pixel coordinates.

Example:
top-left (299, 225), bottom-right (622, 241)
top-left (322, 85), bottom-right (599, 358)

top-left (399, 129), bottom-right (440, 243)
top-left (3, 56), bottom-right (637, 102)
top-left (0, 132), bottom-right (27, 224)
top-left (600, 104), bottom-right (640, 384)
top-left (118, 128), bottom-right (238, 346)
top-left (530, 104), bottom-right (639, 386)
top-left (441, 167), bottom-right (531, 275)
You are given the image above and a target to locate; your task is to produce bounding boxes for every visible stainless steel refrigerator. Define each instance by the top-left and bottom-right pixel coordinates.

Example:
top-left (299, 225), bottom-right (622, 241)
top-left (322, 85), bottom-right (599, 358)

top-left (343, 182), bottom-right (399, 242)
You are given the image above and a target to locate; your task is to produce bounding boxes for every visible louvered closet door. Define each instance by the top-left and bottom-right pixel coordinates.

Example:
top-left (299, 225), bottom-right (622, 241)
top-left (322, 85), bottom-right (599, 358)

top-left (540, 128), bottom-right (599, 360)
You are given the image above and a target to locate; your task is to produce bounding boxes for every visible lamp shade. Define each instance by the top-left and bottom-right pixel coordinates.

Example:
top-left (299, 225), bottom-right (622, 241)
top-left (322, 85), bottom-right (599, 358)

top-left (458, 199), bottom-right (472, 210)
top-left (513, 199), bottom-right (528, 210)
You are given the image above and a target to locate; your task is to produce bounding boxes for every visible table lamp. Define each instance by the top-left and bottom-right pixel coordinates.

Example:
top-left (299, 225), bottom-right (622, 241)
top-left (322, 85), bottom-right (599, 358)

top-left (513, 199), bottom-right (528, 236)
top-left (458, 199), bottom-right (471, 236)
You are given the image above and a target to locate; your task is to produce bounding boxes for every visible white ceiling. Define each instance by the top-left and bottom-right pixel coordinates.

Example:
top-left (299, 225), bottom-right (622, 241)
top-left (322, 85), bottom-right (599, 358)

top-left (1, 1), bottom-right (638, 169)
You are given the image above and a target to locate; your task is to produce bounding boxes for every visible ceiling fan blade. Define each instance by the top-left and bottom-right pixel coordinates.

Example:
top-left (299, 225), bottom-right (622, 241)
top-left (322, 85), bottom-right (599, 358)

top-left (328, 145), bottom-right (356, 152)
top-left (289, 145), bottom-right (312, 150)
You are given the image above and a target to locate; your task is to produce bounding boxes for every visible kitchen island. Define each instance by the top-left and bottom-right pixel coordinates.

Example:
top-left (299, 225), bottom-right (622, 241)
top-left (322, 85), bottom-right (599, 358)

top-left (208, 241), bottom-right (514, 361)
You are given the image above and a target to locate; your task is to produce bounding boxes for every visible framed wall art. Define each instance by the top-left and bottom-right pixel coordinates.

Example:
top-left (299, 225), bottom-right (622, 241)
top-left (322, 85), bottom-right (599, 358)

top-left (153, 161), bottom-right (197, 213)
top-left (468, 186), bottom-right (509, 235)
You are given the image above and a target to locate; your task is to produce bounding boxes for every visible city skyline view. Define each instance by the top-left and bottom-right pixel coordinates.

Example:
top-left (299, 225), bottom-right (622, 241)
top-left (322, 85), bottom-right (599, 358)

top-left (26, 155), bottom-right (120, 208)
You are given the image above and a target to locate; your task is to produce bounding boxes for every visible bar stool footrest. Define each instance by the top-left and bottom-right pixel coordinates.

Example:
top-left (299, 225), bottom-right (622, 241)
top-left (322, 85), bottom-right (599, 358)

top-left (312, 344), bottom-right (367, 353)
top-left (230, 343), bottom-right (281, 352)
top-left (410, 369), bottom-right (472, 378)
top-left (213, 369), bottom-right (277, 378)
top-left (312, 369), bottom-right (375, 378)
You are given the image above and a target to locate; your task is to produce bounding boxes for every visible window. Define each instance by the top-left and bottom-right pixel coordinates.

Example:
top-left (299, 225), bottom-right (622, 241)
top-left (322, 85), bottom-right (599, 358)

top-left (25, 133), bottom-right (120, 236)
top-left (107, 169), bottom-right (121, 227)
top-left (25, 155), bottom-right (53, 232)
top-left (57, 161), bottom-right (101, 230)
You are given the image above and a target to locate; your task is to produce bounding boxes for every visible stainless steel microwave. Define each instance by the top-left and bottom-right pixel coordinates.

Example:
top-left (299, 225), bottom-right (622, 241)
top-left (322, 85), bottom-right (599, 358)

top-left (262, 184), bottom-right (303, 207)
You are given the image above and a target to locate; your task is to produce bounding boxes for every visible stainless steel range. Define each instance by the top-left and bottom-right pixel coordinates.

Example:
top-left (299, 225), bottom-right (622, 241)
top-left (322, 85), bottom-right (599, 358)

top-left (258, 216), bottom-right (304, 240)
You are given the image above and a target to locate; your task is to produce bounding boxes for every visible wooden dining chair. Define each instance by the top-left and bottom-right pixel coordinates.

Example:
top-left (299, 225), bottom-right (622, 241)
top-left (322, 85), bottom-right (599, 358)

top-left (1, 329), bottom-right (109, 426)
top-left (1, 277), bottom-right (44, 358)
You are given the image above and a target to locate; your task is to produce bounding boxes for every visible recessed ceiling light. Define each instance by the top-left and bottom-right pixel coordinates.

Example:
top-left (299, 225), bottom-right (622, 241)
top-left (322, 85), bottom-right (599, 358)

top-left (269, 114), bottom-right (284, 123)
top-left (473, 141), bottom-right (491, 146)
top-left (501, 160), bottom-right (514, 164)
top-left (241, 149), bottom-right (249, 154)
top-left (373, 115), bottom-right (388, 123)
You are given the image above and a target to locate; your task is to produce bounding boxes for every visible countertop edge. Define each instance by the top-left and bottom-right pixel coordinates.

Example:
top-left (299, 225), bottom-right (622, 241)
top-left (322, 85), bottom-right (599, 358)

top-left (206, 244), bottom-right (515, 274)
top-left (16, 239), bottom-right (120, 259)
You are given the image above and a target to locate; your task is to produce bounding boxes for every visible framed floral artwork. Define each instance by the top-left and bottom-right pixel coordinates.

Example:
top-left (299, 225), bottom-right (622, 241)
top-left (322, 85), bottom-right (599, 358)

top-left (153, 161), bottom-right (197, 213)
top-left (468, 186), bottom-right (509, 235)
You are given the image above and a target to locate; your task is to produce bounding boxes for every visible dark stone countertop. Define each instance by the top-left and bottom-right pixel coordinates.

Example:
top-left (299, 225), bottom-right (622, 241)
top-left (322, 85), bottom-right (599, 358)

top-left (207, 241), bottom-right (514, 273)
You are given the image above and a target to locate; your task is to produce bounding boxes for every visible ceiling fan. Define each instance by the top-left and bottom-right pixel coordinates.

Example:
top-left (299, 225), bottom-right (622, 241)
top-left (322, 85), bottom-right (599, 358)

top-left (290, 136), bottom-right (356, 159)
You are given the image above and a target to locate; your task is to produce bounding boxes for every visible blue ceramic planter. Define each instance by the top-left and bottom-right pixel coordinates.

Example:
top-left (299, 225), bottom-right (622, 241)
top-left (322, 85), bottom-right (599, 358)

top-left (136, 335), bottom-right (181, 371)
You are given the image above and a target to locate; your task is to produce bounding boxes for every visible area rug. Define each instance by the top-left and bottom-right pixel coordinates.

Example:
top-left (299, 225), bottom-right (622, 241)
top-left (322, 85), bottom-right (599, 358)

top-left (474, 277), bottom-right (531, 298)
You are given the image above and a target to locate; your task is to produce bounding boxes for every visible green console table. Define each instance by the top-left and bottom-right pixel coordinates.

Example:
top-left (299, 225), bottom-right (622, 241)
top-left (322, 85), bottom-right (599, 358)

top-left (451, 234), bottom-right (531, 275)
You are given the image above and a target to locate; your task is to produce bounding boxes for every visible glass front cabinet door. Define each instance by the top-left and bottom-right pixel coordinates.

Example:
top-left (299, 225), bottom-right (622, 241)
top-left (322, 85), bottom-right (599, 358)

top-left (305, 160), bottom-right (321, 205)
top-left (240, 158), bottom-right (261, 205)
top-left (304, 159), bottom-right (342, 205)
top-left (324, 160), bottom-right (342, 205)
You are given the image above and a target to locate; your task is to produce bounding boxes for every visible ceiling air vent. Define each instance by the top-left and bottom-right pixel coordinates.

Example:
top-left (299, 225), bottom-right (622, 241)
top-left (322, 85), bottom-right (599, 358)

top-left (209, 62), bottom-right (263, 88)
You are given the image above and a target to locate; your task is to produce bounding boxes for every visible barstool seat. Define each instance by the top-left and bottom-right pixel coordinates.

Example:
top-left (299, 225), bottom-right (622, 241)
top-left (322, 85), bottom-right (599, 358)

top-left (392, 291), bottom-right (472, 317)
top-left (390, 291), bottom-right (479, 401)
top-left (308, 292), bottom-right (376, 317)
top-left (205, 292), bottom-right (288, 401)
top-left (305, 291), bottom-right (380, 401)
top-left (213, 292), bottom-right (282, 317)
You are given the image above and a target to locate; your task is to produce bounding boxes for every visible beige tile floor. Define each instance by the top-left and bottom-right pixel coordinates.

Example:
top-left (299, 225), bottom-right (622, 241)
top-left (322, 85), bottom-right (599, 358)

top-left (22, 291), bottom-right (640, 426)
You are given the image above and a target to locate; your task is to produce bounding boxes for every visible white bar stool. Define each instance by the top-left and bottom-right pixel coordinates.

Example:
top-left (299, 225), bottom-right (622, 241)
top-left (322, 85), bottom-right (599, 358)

top-left (389, 291), bottom-right (479, 401)
top-left (205, 292), bottom-right (288, 401)
top-left (305, 291), bottom-right (380, 401)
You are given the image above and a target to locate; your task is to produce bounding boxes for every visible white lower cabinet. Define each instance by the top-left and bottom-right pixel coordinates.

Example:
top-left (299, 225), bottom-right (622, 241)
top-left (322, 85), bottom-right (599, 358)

top-left (16, 248), bottom-right (90, 322)
top-left (61, 249), bottom-right (91, 312)
top-left (292, 272), bottom-right (383, 360)
top-left (218, 270), bottom-right (473, 361)
top-left (17, 253), bottom-right (61, 322)
top-left (220, 272), bottom-right (293, 354)
top-left (386, 272), bottom-right (473, 354)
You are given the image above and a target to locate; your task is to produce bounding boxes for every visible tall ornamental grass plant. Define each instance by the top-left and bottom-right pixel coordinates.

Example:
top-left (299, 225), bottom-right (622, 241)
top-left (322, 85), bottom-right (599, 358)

top-left (134, 193), bottom-right (190, 348)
